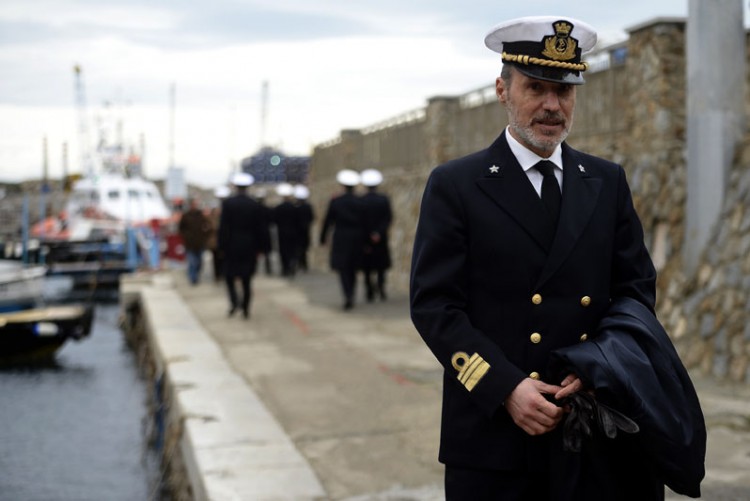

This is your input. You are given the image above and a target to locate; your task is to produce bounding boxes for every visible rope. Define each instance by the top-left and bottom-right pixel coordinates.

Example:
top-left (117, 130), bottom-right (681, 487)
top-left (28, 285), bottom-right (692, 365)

top-left (502, 52), bottom-right (588, 72)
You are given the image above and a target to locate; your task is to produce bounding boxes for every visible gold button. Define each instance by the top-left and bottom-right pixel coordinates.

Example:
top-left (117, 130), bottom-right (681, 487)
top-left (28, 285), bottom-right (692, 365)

top-left (530, 332), bottom-right (542, 344)
top-left (580, 296), bottom-right (592, 307)
top-left (532, 293), bottom-right (542, 305)
top-left (580, 333), bottom-right (588, 342)
top-left (529, 371), bottom-right (540, 380)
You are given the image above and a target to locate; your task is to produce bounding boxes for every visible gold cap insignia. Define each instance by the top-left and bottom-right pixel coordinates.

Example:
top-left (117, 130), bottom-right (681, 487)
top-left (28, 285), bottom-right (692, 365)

top-left (451, 352), bottom-right (491, 392)
top-left (542, 21), bottom-right (578, 62)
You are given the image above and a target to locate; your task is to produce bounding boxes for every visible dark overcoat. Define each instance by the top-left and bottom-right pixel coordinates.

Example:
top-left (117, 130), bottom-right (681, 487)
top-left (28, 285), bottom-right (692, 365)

top-left (294, 201), bottom-right (314, 251)
top-left (550, 296), bottom-right (706, 499)
top-left (218, 193), bottom-right (268, 277)
top-left (410, 132), bottom-right (657, 476)
top-left (319, 192), bottom-right (366, 271)
top-left (361, 191), bottom-right (392, 271)
top-left (273, 200), bottom-right (300, 261)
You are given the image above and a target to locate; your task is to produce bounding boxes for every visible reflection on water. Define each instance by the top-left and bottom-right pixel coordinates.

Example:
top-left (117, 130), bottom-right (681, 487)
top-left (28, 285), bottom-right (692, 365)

top-left (0, 304), bottom-right (161, 501)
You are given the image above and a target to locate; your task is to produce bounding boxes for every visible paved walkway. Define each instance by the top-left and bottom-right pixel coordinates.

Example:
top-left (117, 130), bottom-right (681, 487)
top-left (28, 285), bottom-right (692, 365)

top-left (170, 266), bottom-right (750, 500)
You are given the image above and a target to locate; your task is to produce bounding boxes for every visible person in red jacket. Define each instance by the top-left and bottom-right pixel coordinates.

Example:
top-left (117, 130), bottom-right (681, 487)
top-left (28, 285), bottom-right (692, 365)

top-left (178, 197), bottom-right (212, 285)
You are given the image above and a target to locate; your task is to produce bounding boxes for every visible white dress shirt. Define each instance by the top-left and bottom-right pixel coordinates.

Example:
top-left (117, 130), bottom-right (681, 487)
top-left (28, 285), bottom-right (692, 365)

top-left (504, 126), bottom-right (563, 197)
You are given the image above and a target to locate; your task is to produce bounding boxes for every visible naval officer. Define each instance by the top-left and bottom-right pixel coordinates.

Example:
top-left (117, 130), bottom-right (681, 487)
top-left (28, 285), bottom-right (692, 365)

top-left (218, 172), bottom-right (268, 319)
top-left (320, 169), bottom-right (366, 310)
top-left (410, 16), bottom-right (661, 500)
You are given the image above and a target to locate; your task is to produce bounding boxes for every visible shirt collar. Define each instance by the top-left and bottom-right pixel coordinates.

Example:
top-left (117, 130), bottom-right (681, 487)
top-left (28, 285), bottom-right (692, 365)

top-left (504, 126), bottom-right (563, 173)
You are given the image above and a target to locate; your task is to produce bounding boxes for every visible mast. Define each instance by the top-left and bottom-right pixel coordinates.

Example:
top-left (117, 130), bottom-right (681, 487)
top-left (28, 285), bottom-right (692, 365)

top-left (73, 65), bottom-right (92, 177)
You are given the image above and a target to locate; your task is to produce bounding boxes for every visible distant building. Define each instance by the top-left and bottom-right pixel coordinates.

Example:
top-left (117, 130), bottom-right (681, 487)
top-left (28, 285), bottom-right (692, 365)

top-left (240, 147), bottom-right (310, 185)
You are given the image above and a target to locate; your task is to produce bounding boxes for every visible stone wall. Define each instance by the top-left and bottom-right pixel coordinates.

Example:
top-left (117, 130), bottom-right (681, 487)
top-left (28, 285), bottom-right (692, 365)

top-left (307, 19), bottom-right (750, 382)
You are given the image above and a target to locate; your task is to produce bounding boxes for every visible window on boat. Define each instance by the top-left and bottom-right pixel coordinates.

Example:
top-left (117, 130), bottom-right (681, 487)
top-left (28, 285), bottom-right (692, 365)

top-left (128, 189), bottom-right (141, 199)
top-left (108, 190), bottom-right (120, 200)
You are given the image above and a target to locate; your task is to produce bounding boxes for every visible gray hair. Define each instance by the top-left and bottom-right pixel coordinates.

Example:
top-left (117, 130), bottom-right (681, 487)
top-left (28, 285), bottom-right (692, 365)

top-left (500, 64), bottom-right (513, 86)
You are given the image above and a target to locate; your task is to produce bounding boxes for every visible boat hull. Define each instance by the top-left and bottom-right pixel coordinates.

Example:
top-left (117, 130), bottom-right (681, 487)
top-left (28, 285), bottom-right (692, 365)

top-left (0, 304), bottom-right (94, 365)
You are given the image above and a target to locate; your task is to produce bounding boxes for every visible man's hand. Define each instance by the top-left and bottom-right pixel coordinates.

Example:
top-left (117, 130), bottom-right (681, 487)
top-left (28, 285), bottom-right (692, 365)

top-left (504, 378), bottom-right (565, 435)
top-left (555, 373), bottom-right (583, 401)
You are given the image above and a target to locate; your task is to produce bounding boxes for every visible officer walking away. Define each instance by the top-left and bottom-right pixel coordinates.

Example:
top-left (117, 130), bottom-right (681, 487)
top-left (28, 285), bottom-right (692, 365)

top-left (293, 184), bottom-right (314, 272)
top-left (273, 182), bottom-right (299, 277)
top-left (410, 16), bottom-right (669, 500)
top-left (178, 197), bottom-right (212, 285)
top-left (360, 169), bottom-right (392, 301)
top-left (319, 169), bottom-right (365, 310)
top-left (218, 172), bottom-right (268, 319)
top-left (208, 185), bottom-right (230, 283)
top-left (254, 188), bottom-right (275, 275)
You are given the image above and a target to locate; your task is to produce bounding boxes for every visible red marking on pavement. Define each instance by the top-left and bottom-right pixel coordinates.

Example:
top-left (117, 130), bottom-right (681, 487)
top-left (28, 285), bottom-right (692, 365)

top-left (378, 364), bottom-right (413, 386)
top-left (281, 307), bottom-right (310, 335)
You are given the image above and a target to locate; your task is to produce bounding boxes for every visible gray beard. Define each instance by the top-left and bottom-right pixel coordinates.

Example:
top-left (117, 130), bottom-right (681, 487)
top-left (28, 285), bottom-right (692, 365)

top-left (507, 104), bottom-right (571, 155)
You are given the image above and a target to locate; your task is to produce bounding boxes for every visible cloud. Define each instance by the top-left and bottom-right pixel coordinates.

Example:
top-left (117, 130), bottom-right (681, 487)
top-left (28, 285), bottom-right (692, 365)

top-left (1, 0), bottom-right (741, 187)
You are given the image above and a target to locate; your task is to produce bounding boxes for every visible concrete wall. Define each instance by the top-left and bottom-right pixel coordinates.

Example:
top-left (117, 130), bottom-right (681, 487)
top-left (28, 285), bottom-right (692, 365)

top-left (307, 18), bottom-right (750, 383)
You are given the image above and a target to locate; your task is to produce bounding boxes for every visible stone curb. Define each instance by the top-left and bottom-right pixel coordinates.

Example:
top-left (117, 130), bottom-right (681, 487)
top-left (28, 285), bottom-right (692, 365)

top-left (124, 274), bottom-right (326, 500)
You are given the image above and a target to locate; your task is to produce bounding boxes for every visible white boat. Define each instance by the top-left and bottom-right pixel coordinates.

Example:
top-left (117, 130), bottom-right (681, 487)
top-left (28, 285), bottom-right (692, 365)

top-left (0, 260), bottom-right (47, 312)
top-left (62, 172), bottom-right (172, 241)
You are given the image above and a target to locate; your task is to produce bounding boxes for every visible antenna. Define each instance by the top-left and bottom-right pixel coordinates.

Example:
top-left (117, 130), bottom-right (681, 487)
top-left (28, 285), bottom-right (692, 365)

top-left (169, 82), bottom-right (176, 169)
top-left (260, 80), bottom-right (268, 148)
top-left (229, 104), bottom-right (237, 175)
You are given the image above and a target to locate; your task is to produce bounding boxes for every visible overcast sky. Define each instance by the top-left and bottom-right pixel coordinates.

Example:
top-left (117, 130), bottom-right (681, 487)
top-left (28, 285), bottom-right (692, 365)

top-left (0, 0), bottom-right (741, 188)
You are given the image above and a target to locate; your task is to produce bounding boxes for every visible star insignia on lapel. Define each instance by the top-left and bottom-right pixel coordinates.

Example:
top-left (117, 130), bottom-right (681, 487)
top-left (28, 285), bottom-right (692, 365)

top-left (578, 164), bottom-right (586, 173)
top-left (489, 165), bottom-right (500, 174)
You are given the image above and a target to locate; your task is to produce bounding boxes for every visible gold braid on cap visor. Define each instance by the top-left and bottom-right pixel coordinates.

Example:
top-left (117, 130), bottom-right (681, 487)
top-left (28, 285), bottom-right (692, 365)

top-left (502, 52), bottom-right (589, 72)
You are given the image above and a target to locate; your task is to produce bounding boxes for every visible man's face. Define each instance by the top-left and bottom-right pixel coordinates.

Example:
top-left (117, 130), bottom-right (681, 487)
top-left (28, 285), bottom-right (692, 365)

top-left (496, 67), bottom-right (576, 157)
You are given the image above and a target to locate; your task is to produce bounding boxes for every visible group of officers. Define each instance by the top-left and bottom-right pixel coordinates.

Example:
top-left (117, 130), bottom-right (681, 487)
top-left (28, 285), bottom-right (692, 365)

top-left (177, 166), bottom-right (392, 318)
top-left (319, 168), bottom-right (393, 310)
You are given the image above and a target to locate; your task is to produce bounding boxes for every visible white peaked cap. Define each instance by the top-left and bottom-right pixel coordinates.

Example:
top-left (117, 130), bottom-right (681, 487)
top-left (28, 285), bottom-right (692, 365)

top-left (485, 16), bottom-right (597, 85)
top-left (336, 169), bottom-right (360, 187)
top-left (361, 169), bottom-right (383, 187)
top-left (231, 172), bottom-right (254, 187)
top-left (276, 183), bottom-right (294, 197)
top-left (294, 185), bottom-right (310, 199)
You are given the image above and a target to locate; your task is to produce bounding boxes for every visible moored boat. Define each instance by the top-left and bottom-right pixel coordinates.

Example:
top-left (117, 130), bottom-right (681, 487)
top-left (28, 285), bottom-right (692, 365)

top-left (0, 304), bottom-right (94, 365)
top-left (0, 260), bottom-right (47, 312)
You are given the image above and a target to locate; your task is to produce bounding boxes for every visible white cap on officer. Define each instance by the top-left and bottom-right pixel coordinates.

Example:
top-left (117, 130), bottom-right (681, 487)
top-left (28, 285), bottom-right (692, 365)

top-left (276, 182), bottom-right (294, 197)
top-left (336, 169), bottom-right (360, 187)
top-left (294, 185), bottom-right (310, 200)
top-left (485, 16), bottom-right (597, 85)
top-left (361, 169), bottom-right (383, 187)
top-left (231, 172), bottom-right (254, 187)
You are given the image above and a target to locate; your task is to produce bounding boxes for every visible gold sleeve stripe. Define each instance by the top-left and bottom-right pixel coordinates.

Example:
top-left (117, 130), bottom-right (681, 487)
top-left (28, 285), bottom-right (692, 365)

top-left (456, 353), bottom-right (491, 392)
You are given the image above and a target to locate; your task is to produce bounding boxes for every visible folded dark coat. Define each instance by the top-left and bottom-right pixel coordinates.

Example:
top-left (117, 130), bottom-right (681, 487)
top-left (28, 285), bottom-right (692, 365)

top-left (550, 297), bottom-right (706, 498)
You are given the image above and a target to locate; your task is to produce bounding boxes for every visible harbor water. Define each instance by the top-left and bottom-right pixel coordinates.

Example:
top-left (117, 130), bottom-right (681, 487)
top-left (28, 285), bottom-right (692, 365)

top-left (0, 304), bottom-right (162, 501)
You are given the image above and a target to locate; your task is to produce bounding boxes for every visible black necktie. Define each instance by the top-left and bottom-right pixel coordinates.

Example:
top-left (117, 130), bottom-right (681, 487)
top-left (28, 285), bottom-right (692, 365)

top-left (536, 160), bottom-right (561, 223)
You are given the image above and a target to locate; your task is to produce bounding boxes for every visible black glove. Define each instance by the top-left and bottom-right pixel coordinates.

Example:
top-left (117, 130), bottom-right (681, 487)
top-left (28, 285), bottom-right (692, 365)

top-left (560, 391), bottom-right (639, 452)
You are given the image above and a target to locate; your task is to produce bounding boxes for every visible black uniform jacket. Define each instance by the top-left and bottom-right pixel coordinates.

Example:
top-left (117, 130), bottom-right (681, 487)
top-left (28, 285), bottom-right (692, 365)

top-left (273, 200), bottom-right (300, 254)
top-left (218, 193), bottom-right (268, 277)
top-left (319, 192), bottom-right (366, 271)
top-left (550, 297), bottom-right (706, 498)
top-left (361, 191), bottom-right (393, 270)
top-left (410, 132), bottom-right (657, 470)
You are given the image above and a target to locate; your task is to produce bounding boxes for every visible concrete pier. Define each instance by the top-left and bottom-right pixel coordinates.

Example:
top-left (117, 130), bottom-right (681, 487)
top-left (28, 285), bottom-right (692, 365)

top-left (122, 268), bottom-right (750, 500)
